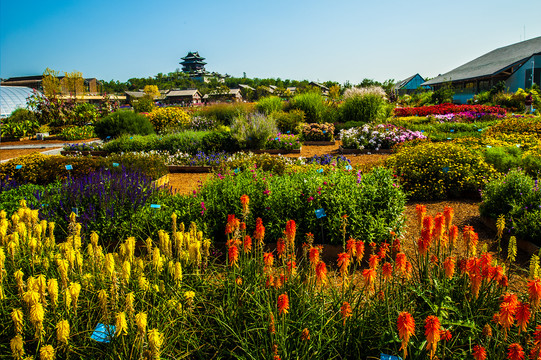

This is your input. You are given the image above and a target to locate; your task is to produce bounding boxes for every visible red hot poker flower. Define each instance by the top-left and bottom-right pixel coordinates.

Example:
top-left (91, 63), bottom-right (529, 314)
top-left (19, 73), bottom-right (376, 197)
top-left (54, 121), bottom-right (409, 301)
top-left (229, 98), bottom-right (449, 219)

top-left (507, 343), bottom-right (525, 360)
top-left (340, 302), bottom-right (352, 325)
top-left (473, 345), bottom-right (487, 360)
top-left (277, 293), bottom-right (289, 315)
top-left (228, 245), bottom-right (239, 267)
top-left (528, 279), bottom-right (541, 309)
top-left (424, 315), bottom-right (441, 360)
top-left (515, 301), bottom-right (531, 335)
top-left (397, 311), bottom-right (415, 359)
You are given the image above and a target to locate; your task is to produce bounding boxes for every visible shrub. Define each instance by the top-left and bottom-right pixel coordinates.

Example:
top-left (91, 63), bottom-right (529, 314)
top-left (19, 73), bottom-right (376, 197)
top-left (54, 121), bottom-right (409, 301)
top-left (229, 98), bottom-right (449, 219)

top-left (202, 130), bottom-right (240, 152)
top-left (132, 97), bottom-right (155, 113)
top-left (340, 93), bottom-right (387, 124)
top-left (59, 125), bottom-right (96, 140)
top-left (102, 132), bottom-right (207, 155)
top-left (196, 103), bottom-right (254, 126)
top-left (287, 92), bottom-right (326, 123)
top-left (483, 146), bottom-right (523, 173)
top-left (264, 133), bottom-right (302, 150)
top-left (1, 108), bottom-right (40, 138)
top-left (70, 102), bottom-right (99, 126)
top-left (301, 123), bottom-right (335, 141)
top-left (94, 110), bottom-right (155, 139)
top-left (145, 106), bottom-right (191, 133)
top-left (485, 115), bottom-right (541, 136)
top-left (197, 166), bottom-right (405, 244)
top-left (386, 142), bottom-right (497, 200)
top-left (343, 86), bottom-right (387, 100)
top-left (230, 113), bottom-right (278, 149)
top-left (6, 108), bottom-right (36, 123)
top-left (256, 96), bottom-right (283, 115)
top-left (273, 110), bottom-right (305, 134)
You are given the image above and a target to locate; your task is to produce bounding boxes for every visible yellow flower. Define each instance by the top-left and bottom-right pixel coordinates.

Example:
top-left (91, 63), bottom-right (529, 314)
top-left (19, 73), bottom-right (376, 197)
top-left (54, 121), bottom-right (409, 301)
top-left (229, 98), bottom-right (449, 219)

top-left (135, 312), bottom-right (147, 337)
top-left (98, 289), bottom-right (108, 314)
top-left (30, 302), bottom-right (45, 338)
top-left (47, 279), bottom-right (59, 307)
top-left (10, 334), bottom-right (25, 360)
top-left (105, 253), bottom-right (115, 278)
top-left (69, 282), bottom-right (81, 312)
top-left (115, 312), bottom-right (128, 336)
top-left (148, 328), bottom-right (163, 358)
top-left (508, 236), bottom-right (517, 263)
top-left (11, 308), bottom-right (24, 334)
top-left (174, 262), bottom-right (183, 284)
top-left (138, 275), bottom-right (149, 291)
top-left (122, 260), bottom-right (131, 284)
top-left (39, 344), bottom-right (55, 360)
top-left (56, 320), bottom-right (70, 344)
top-left (184, 291), bottom-right (195, 302)
top-left (125, 292), bottom-right (135, 316)
top-left (14, 269), bottom-right (24, 294)
top-left (23, 290), bottom-right (40, 308)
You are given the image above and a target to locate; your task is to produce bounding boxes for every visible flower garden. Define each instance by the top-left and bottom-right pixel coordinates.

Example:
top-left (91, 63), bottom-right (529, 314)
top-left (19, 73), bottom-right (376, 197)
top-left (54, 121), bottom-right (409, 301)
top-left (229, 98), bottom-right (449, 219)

top-left (1, 86), bottom-right (541, 359)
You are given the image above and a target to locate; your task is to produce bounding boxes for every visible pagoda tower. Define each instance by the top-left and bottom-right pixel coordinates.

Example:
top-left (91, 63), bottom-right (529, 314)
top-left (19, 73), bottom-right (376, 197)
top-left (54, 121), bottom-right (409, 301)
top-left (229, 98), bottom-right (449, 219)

top-left (180, 52), bottom-right (207, 74)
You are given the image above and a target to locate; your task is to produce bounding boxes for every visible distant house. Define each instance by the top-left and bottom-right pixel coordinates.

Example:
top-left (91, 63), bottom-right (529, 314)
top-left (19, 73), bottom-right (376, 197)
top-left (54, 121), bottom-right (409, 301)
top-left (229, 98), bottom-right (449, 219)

top-left (1, 75), bottom-right (101, 95)
top-left (394, 74), bottom-right (429, 95)
top-left (308, 82), bottom-right (329, 95)
top-left (166, 89), bottom-right (202, 105)
top-left (203, 89), bottom-right (243, 103)
top-left (423, 36), bottom-right (541, 103)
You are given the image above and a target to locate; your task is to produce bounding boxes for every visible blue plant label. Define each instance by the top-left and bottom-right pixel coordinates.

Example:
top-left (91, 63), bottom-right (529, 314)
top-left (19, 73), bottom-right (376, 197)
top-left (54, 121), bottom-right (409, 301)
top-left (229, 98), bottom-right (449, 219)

top-left (106, 136), bottom-right (111, 139)
top-left (442, 166), bottom-right (450, 173)
top-left (345, 165), bottom-right (353, 171)
top-left (486, 145), bottom-right (492, 148)
top-left (478, 128), bottom-right (483, 132)
top-left (65, 165), bottom-right (73, 170)
top-left (274, 137), bottom-right (279, 141)
top-left (130, 137), bottom-right (133, 140)
top-left (322, 130), bottom-right (326, 133)
top-left (15, 165), bottom-right (23, 169)
top-left (450, 129), bottom-right (455, 133)
top-left (287, 131), bottom-right (290, 134)
top-left (112, 162), bottom-right (119, 167)
top-left (317, 169), bottom-right (323, 173)
top-left (315, 208), bottom-right (326, 218)
top-left (380, 354), bottom-right (402, 360)
top-left (421, 130), bottom-right (424, 133)
top-left (150, 204), bottom-right (161, 209)
top-left (91, 323), bottom-right (116, 343)
top-left (446, 138), bottom-right (452, 140)
top-left (71, 207), bottom-right (79, 216)
top-left (234, 168), bottom-right (240, 174)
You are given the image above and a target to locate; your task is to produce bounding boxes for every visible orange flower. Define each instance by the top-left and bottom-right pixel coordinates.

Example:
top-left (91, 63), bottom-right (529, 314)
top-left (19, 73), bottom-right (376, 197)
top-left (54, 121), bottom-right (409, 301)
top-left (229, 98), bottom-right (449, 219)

top-left (276, 238), bottom-right (286, 259)
top-left (301, 328), bottom-right (310, 341)
top-left (362, 268), bottom-right (376, 291)
top-left (528, 279), bottom-right (541, 309)
top-left (315, 261), bottom-right (327, 285)
top-left (228, 245), bottom-right (239, 267)
top-left (470, 273), bottom-right (482, 299)
top-left (254, 218), bottom-right (265, 244)
top-left (515, 302), bottom-right (531, 334)
top-left (499, 302), bottom-right (516, 339)
top-left (392, 238), bottom-right (401, 254)
top-left (346, 238), bottom-right (356, 256)
top-left (378, 242), bottom-right (390, 260)
top-left (443, 257), bottom-right (455, 279)
top-left (277, 293), bottom-right (289, 315)
top-left (440, 329), bottom-right (452, 342)
top-left (397, 311), bottom-right (415, 359)
top-left (443, 206), bottom-right (454, 230)
top-left (507, 343), bottom-right (525, 360)
top-left (417, 237), bottom-right (429, 256)
top-left (434, 213), bottom-right (445, 242)
top-left (269, 312), bottom-right (276, 334)
top-left (395, 253), bottom-right (407, 274)
top-left (285, 220), bottom-right (296, 247)
top-left (405, 261), bottom-right (413, 280)
top-left (449, 225), bottom-right (458, 247)
top-left (337, 253), bottom-right (350, 277)
top-left (287, 261), bottom-right (296, 275)
top-left (355, 241), bottom-right (365, 264)
top-left (473, 345), bottom-right (487, 360)
top-left (309, 247), bottom-right (319, 268)
top-left (463, 225), bottom-right (478, 255)
top-left (240, 194), bottom-right (249, 214)
top-left (415, 204), bottom-right (426, 230)
top-left (243, 235), bottom-right (252, 253)
top-left (424, 315), bottom-right (441, 359)
top-left (382, 263), bottom-right (393, 281)
top-left (369, 254), bottom-right (380, 269)
top-left (266, 275), bottom-right (274, 288)
top-left (263, 252), bottom-right (274, 268)
top-left (340, 302), bottom-right (352, 325)
top-left (422, 215), bottom-right (434, 242)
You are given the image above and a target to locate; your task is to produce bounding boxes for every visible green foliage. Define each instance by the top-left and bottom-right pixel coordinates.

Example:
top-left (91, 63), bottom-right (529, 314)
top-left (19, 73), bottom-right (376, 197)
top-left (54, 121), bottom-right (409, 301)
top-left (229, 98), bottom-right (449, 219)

top-left (386, 142), bottom-right (497, 200)
top-left (230, 113), bottom-right (278, 149)
top-left (480, 169), bottom-right (541, 244)
top-left (70, 102), bottom-right (99, 126)
top-left (340, 93), bottom-right (387, 124)
top-left (94, 110), bottom-right (155, 139)
top-left (301, 123), bottom-right (334, 141)
top-left (255, 96), bottom-right (283, 115)
top-left (431, 83), bottom-right (454, 104)
top-left (287, 92), bottom-right (326, 123)
top-left (198, 166), bottom-right (405, 244)
top-left (483, 146), bottom-right (523, 173)
top-left (196, 103), bottom-right (255, 126)
top-left (273, 109), bottom-right (305, 134)
top-left (132, 97), bottom-right (155, 113)
top-left (201, 130), bottom-right (240, 152)
top-left (1, 109), bottom-right (40, 138)
top-left (59, 125), bottom-right (96, 140)
top-left (0, 182), bottom-right (58, 216)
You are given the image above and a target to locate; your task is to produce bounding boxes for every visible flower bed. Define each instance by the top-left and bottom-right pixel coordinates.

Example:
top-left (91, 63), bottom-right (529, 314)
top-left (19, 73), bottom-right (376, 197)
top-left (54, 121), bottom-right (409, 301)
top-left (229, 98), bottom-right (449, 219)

top-left (394, 103), bottom-right (506, 117)
top-left (301, 123), bottom-right (335, 142)
top-left (264, 133), bottom-right (302, 151)
top-left (339, 123), bottom-right (426, 151)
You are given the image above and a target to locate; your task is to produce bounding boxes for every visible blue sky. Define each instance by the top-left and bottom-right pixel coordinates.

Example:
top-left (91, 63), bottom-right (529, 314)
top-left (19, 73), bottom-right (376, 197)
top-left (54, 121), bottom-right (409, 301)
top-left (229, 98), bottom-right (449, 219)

top-left (1, 0), bottom-right (541, 84)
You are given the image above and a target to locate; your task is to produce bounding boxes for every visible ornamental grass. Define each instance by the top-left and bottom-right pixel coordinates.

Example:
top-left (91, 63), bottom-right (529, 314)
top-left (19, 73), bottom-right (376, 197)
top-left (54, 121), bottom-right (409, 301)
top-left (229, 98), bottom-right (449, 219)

top-left (2, 197), bottom-right (541, 359)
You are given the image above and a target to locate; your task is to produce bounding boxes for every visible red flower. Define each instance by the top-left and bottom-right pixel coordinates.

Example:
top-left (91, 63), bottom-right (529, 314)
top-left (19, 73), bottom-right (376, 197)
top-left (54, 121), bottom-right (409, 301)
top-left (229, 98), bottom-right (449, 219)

top-left (228, 245), bottom-right (239, 267)
top-left (315, 261), bottom-right (327, 285)
top-left (515, 301), bottom-right (531, 334)
top-left (277, 293), bottom-right (289, 315)
top-left (263, 252), bottom-right (274, 268)
top-left (362, 268), bottom-right (376, 291)
top-left (382, 263), bottom-right (393, 281)
top-left (337, 252), bottom-right (350, 277)
top-left (397, 311), bottom-right (415, 359)
top-left (369, 254), bottom-right (380, 269)
top-left (340, 302), bottom-right (352, 325)
top-left (276, 238), bottom-right (286, 258)
top-left (424, 315), bottom-right (441, 359)
top-left (355, 240), bottom-right (365, 264)
top-left (507, 343), bottom-right (525, 360)
top-left (254, 218), bottom-right (265, 244)
top-left (529, 279), bottom-right (541, 309)
top-left (309, 247), bottom-right (319, 268)
top-left (443, 257), bottom-right (455, 279)
top-left (346, 238), bottom-right (357, 256)
top-left (243, 235), bottom-right (252, 253)
top-left (473, 345), bottom-right (487, 360)
top-left (395, 252), bottom-right (407, 274)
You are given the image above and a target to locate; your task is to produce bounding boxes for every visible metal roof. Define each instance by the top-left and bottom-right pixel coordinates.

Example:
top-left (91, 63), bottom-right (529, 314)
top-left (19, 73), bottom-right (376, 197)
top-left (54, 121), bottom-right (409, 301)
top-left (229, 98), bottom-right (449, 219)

top-left (166, 89), bottom-right (201, 97)
top-left (395, 74), bottom-right (420, 89)
top-left (424, 36), bottom-right (541, 86)
top-left (0, 86), bottom-right (37, 118)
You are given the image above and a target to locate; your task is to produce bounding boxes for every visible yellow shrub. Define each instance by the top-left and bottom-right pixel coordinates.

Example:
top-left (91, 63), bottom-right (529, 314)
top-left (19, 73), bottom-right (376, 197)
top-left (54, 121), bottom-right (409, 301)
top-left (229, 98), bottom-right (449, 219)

top-left (146, 107), bottom-right (191, 133)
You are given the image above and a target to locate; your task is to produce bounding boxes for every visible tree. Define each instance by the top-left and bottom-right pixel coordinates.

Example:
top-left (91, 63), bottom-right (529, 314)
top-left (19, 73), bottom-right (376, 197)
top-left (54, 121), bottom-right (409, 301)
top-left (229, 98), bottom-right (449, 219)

top-left (64, 71), bottom-right (84, 99)
top-left (42, 68), bottom-right (61, 97)
top-left (144, 85), bottom-right (161, 99)
top-left (329, 84), bottom-right (341, 100)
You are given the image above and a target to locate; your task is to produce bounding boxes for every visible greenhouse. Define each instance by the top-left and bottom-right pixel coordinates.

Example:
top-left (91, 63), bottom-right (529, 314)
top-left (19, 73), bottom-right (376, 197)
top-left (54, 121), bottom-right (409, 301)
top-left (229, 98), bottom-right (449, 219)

top-left (0, 86), bottom-right (36, 118)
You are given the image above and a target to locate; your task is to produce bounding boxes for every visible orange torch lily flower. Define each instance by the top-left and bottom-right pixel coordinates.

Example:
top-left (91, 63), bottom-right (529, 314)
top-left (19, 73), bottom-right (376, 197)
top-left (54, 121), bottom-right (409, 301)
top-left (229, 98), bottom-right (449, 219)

top-left (424, 315), bottom-right (441, 359)
top-left (277, 293), bottom-right (289, 315)
top-left (355, 240), bottom-right (365, 264)
top-left (515, 301), bottom-right (531, 334)
top-left (473, 345), bottom-right (487, 360)
top-left (337, 252), bottom-right (350, 277)
top-left (315, 261), bottom-right (327, 285)
top-left (382, 263), bottom-right (393, 281)
top-left (340, 302), bottom-right (352, 325)
top-left (228, 245), bottom-right (239, 267)
top-left (507, 343), bottom-right (525, 360)
top-left (443, 257), bottom-right (455, 279)
top-left (397, 311), bottom-right (415, 359)
top-left (528, 278), bottom-right (541, 310)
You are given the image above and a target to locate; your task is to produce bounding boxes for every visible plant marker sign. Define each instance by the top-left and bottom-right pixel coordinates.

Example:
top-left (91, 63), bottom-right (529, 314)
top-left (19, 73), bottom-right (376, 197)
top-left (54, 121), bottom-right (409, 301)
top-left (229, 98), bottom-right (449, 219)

top-left (345, 165), bottom-right (353, 171)
top-left (442, 166), bottom-right (450, 173)
top-left (315, 208), bottom-right (326, 219)
top-left (91, 323), bottom-right (116, 343)
top-left (112, 162), bottom-right (119, 167)
top-left (380, 354), bottom-right (402, 360)
top-left (65, 165), bottom-right (73, 170)
top-left (15, 165), bottom-right (23, 170)
top-left (150, 204), bottom-right (161, 210)
top-left (71, 208), bottom-right (79, 216)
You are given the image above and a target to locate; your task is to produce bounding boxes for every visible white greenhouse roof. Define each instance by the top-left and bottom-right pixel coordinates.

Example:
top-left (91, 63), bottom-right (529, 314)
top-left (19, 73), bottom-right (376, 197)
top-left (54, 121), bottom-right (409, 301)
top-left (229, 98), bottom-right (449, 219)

top-left (0, 86), bottom-right (37, 118)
